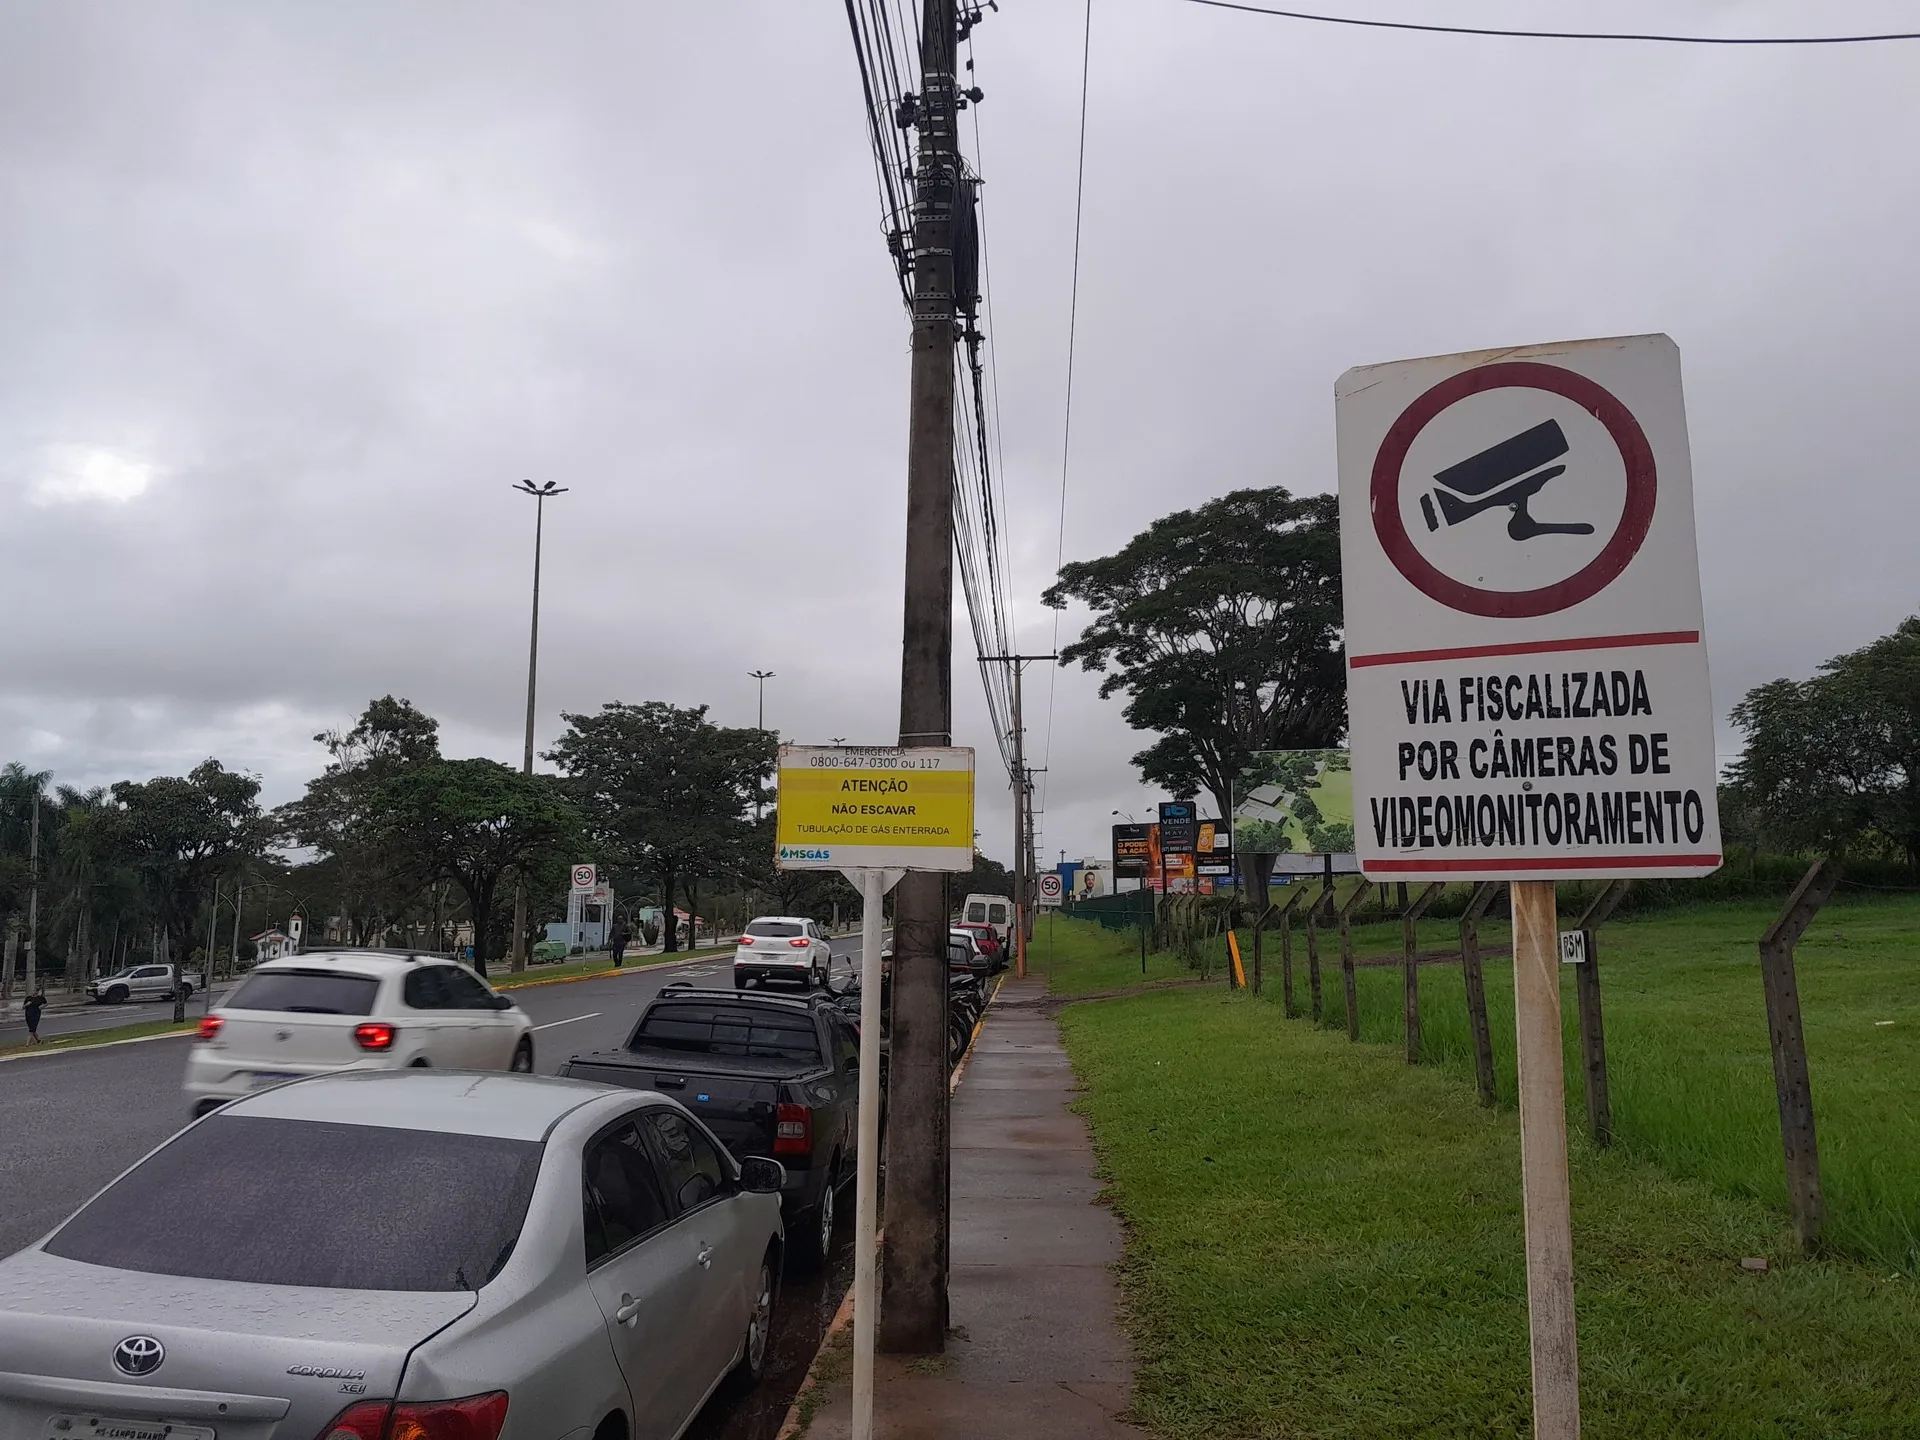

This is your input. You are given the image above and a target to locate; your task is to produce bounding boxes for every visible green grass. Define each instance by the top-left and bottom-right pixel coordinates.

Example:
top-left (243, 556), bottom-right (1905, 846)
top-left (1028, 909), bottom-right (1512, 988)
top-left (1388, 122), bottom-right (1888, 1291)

top-left (0, 1017), bottom-right (194, 1059)
top-left (1222, 893), bottom-right (1920, 1274)
top-left (1038, 920), bottom-right (1920, 1438)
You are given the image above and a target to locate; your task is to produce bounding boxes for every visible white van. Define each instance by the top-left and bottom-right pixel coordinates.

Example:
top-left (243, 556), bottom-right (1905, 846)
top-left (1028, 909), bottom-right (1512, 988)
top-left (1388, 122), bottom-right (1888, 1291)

top-left (960, 893), bottom-right (1014, 948)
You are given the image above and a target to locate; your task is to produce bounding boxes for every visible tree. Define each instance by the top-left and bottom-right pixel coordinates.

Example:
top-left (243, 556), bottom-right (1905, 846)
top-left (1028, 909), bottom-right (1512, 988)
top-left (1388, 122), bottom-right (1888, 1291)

top-left (110, 760), bottom-right (264, 1020)
top-left (275, 697), bottom-right (442, 945)
top-left (548, 702), bottom-right (773, 952)
top-left (372, 758), bottom-right (580, 976)
top-left (1043, 487), bottom-right (1345, 824)
top-left (1728, 616), bottom-right (1920, 868)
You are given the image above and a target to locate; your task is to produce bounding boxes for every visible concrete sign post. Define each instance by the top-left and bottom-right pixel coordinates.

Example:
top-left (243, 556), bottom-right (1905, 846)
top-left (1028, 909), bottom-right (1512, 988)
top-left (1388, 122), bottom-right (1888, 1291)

top-left (775, 744), bottom-right (975, 1440)
top-left (1337, 333), bottom-right (1721, 1440)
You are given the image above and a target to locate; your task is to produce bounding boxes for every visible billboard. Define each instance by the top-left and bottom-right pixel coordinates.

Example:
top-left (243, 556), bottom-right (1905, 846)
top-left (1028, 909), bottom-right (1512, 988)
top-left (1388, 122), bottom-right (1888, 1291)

top-left (1234, 749), bottom-right (1355, 856)
top-left (1073, 863), bottom-right (1110, 901)
top-left (1111, 823), bottom-right (1153, 878)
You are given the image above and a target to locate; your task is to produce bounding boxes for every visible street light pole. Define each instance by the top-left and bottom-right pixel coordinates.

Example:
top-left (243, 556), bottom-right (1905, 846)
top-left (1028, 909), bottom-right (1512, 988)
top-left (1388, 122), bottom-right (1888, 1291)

top-left (749, 670), bottom-right (776, 730)
top-left (509, 478), bottom-right (568, 975)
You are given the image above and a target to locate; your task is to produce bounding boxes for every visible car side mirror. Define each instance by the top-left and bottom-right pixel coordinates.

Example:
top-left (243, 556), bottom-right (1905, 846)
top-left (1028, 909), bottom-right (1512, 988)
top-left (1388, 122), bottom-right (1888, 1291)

top-left (740, 1156), bottom-right (785, 1195)
top-left (493, 994), bottom-right (515, 1010)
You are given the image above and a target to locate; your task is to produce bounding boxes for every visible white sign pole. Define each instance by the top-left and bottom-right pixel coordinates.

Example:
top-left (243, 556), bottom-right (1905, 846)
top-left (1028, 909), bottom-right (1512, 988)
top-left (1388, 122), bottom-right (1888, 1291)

top-left (851, 866), bottom-right (887, 1440)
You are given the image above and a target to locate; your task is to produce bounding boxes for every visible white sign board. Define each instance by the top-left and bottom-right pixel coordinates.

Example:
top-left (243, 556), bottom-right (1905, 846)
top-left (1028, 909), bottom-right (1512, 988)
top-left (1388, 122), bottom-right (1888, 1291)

top-left (570, 864), bottom-right (598, 893)
top-left (1336, 333), bottom-right (1721, 881)
top-left (1558, 930), bottom-right (1588, 966)
top-left (1037, 873), bottom-right (1064, 908)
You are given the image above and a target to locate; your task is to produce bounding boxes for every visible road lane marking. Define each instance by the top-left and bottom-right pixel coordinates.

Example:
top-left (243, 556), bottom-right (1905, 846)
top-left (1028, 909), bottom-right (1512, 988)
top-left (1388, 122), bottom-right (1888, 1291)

top-left (533, 1012), bottom-right (603, 1031)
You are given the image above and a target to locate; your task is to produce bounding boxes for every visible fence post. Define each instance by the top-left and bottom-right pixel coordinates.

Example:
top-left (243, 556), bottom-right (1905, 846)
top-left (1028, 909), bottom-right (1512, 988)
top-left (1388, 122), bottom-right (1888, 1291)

top-left (1760, 860), bottom-right (1839, 1252)
top-left (1278, 887), bottom-right (1308, 1017)
top-left (1305, 887), bottom-right (1334, 1022)
top-left (1459, 882), bottom-right (1499, 1107)
top-left (1337, 882), bottom-right (1374, 1042)
top-left (1251, 902), bottom-right (1276, 996)
top-left (1401, 882), bottom-right (1446, 1064)
top-left (1570, 878), bottom-right (1631, 1146)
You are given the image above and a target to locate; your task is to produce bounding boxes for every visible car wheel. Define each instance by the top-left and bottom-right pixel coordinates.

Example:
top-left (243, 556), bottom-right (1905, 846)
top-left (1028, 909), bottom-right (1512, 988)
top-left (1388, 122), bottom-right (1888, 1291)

top-left (178, 982), bottom-right (194, 1001)
top-left (734, 974), bottom-right (748, 991)
top-left (191, 1098), bottom-right (224, 1119)
top-left (409, 1057), bottom-right (431, 1068)
top-left (729, 1255), bottom-right (776, 1389)
top-left (105, 986), bottom-right (128, 1005)
top-left (798, 1158), bottom-right (839, 1268)
top-left (510, 1038), bottom-right (534, 1073)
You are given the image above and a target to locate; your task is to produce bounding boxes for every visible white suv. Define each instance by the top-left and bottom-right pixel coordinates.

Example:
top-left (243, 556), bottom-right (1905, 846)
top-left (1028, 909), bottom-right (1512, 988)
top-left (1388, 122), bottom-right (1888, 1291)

top-left (733, 916), bottom-right (832, 990)
top-left (184, 949), bottom-right (534, 1116)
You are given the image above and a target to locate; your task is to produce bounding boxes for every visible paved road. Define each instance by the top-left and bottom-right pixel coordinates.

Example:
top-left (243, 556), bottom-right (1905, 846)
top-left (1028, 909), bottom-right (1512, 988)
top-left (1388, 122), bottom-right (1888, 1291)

top-left (0, 933), bottom-right (872, 1440)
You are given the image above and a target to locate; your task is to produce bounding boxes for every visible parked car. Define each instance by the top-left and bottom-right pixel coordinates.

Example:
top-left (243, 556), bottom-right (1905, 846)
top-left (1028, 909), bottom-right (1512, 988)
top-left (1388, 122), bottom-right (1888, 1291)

top-left (183, 949), bottom-right (534, 1117)
top-left (0, 1070), bottom-right (785, 1440)
top-left (947, 928), bottom-right (995, 981)
top-left (732, 916), bottom-right (833, 990)
top-left (561, 987), bottom-right (857, 1266)
top-left (952, 921), bottom-right (1006, 972)
top-left (89, 964), bottom-right (203, 1005)
top-left (960, 893), bottom-right (1013, 949)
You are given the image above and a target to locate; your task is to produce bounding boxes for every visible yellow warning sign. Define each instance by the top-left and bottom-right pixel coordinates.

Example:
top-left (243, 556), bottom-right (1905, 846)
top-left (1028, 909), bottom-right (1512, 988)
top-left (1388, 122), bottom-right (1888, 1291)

top-left (775, 745), bottom-right (975, 872)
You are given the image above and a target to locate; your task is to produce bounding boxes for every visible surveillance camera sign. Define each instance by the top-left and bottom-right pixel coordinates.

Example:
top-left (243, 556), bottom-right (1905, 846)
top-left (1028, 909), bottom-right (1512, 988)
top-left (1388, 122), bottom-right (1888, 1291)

top-left (1336, 333), bottom-right (1720, 880)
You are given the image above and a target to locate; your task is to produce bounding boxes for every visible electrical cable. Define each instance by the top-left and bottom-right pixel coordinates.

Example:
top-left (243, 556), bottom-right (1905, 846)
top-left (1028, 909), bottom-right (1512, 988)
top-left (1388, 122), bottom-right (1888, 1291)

top-left (1180, 0), bottom-right (1920, 45)
top-left (1039, 0), bottom-right (1094, 836)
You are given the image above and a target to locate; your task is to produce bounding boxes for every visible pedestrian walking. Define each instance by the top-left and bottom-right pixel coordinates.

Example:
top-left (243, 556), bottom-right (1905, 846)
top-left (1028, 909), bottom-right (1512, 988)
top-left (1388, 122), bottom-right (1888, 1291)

top-left (609, 920), bottom-right (631, 969)
top-left (23, 990), bottom-right (46, 1045)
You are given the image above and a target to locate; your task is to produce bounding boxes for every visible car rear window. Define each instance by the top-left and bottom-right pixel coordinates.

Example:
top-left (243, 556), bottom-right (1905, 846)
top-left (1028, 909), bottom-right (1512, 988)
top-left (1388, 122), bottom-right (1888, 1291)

top-left (226, 969), bottom-right (380, 1016)
top-left (745, 921), bottom-right (803, 938)
top-left (45, 1116), bottom-right (541, 1291)
top-left (629, 1002), bottom-right (822, 1064)
top-left (965, 903), bottom-right (986, 923)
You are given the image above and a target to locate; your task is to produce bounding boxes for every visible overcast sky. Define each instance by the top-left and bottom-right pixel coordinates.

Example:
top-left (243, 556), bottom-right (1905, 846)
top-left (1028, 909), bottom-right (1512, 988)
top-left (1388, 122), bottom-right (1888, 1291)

top-left (3, 1), bottom-right (1917, 869)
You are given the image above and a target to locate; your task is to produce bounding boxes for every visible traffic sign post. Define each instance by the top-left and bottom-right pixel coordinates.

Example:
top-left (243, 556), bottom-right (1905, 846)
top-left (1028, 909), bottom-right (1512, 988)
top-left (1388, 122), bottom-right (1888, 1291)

top-left (775, 744), bottom-right (975, 1440)
top-left (1037, 872), bottom-right (1064, 909)
top-left (1337, 333), bottom-right (1721, 1440)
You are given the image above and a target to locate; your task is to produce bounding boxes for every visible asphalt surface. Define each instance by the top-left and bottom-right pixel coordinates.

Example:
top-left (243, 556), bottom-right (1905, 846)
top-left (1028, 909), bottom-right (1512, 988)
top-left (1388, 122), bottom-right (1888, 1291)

top-left (0, 933), bottom-right (873, 1440)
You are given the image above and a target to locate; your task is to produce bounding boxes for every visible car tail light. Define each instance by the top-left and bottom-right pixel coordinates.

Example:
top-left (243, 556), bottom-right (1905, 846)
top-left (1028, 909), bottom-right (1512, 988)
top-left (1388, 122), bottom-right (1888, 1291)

top-left (740, 936), bottom-right (755, 946)
top-left (353, 1022), bottom-right (396, 1052)
top-left (774, 1103), bottom-right (813, 1156)
top-left (788, 937), bottom-right (811, 949)
top-left (195, 1015), bottom-right (223, 1041)
top-left (318, 1393), bottom-right (509, 1440)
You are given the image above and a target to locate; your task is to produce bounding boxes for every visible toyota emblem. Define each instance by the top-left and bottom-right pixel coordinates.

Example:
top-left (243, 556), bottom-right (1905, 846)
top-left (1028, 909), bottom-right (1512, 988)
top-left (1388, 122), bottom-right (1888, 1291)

top-left (113, 1335), bottom-right (165, 1376)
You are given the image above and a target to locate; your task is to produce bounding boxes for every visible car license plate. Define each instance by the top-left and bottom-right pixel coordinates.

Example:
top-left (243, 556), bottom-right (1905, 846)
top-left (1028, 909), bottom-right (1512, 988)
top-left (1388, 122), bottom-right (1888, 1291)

top-left (47, 1418), bottom-right (215, 1440)
top-left (250, 1071), bottom-right (298, 1087)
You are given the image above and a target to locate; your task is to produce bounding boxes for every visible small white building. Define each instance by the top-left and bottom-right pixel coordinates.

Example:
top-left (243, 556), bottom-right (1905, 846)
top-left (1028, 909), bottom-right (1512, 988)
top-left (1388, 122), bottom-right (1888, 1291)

top-left (250, 928), bottom-right (297, 965)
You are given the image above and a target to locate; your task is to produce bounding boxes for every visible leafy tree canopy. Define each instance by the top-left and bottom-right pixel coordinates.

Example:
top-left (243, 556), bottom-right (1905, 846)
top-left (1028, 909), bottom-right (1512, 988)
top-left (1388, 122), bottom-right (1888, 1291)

top-left (1043, 487), bottom-right (1345, 822)
top-left (1728, 616), bottom-right (1920, 865)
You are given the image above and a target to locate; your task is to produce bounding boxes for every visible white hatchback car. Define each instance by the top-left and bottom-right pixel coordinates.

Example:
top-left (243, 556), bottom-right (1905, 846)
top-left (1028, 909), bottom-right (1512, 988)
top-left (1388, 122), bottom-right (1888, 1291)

top-left (733, 916), bottom-right (832, 990)
top-left (185, 949), bottom-right (535, 1116)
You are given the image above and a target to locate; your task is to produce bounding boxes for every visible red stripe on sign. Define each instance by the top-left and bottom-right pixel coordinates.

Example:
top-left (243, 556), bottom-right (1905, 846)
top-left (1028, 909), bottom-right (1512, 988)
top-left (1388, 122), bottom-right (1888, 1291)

top-left (1366, 854), bottom-right (1721, 873)
top-left (1348, 630), bottom-right (1701, 670)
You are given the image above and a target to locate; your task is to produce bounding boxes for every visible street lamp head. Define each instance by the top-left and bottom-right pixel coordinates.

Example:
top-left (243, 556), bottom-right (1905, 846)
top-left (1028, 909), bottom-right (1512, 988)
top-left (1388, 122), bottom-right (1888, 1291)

top-left (514, 479), bottom-right (569, 498)
top-left (749, 669), bottom-right (776, 681)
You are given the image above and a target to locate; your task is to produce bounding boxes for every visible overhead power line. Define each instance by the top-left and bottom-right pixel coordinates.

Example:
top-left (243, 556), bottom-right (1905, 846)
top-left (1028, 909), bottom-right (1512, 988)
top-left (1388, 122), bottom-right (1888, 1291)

top-left (1039, 0), bottom-right (1094, 835)
top-left (1180, 1), bottom-right (1920, 45)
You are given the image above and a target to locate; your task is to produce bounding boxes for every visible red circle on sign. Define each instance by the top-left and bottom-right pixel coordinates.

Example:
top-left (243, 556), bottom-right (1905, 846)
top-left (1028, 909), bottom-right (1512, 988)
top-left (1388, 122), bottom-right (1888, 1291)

top-left (1369, 361), bottom-right (1657, 618)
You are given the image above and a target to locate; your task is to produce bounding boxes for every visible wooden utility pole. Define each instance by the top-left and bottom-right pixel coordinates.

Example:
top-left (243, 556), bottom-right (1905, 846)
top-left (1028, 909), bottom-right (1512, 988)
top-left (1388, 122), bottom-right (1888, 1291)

top-left (1458, 882), bottom-right (1499, 1108)
top-left (1571, 879), bottom-right (1631, 1146)
top-left (883, 0), bottom-right (961, 1356)
top-left (982, 655), bottom-right (1056, 979)
top-left (1510, 880), bottom-right (1579, 1440)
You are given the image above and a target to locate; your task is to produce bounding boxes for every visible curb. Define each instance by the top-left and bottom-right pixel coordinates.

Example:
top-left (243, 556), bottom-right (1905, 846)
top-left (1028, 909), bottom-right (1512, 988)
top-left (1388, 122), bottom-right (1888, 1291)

top-left (493, 948), bottom-right (733, 993)
top-left (772, 973), bottom-right (1001, 1439)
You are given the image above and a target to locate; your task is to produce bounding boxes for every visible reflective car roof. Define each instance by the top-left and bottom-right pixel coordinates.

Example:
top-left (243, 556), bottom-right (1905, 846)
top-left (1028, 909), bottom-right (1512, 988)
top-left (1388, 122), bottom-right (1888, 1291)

top-left (222, 1070), bottom-right (609, 1141)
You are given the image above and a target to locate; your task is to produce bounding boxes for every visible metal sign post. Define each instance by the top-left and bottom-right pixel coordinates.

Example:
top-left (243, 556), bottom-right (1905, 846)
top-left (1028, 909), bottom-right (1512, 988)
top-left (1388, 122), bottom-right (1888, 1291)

top-left (777, 744), bottom-right (975, 1440)
top-left (1336, 333), bottom-right (1721, 1440)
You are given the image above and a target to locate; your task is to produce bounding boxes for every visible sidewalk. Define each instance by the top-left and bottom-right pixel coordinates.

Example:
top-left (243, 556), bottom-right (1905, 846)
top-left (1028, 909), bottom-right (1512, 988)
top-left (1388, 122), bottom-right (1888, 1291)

top-left (805, 975), bottom-right (1146, 1439)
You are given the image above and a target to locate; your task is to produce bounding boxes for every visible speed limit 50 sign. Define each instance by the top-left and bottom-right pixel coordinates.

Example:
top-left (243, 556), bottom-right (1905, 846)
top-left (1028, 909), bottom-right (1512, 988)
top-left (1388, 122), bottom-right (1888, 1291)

top-left (1336, 333), bottom-right (1721, 882)
top-left (1037, 873), bottom-right (1064, 908)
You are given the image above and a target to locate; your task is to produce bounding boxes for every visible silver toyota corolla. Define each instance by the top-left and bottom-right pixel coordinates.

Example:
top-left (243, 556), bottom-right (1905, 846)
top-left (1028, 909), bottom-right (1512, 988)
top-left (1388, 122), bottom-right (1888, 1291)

top-left (0, 1070), bottom-right (786, 1440)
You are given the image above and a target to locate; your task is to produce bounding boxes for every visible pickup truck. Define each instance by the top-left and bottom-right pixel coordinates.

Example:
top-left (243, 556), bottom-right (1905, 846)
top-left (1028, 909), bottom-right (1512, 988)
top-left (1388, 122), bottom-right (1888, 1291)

top-left (559, 987), bottom-right (859, 1266)
top-left (89, 963), bottom-right (204, 1005)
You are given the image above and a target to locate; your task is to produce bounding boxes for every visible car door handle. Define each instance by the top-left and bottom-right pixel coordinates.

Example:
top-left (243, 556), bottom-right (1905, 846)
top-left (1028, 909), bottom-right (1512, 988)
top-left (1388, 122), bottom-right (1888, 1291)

top-left (615, 1293), bottom-right (642, 1326)
top-left (696, 1245), bottom-right (714, 1270)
